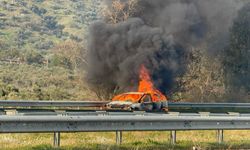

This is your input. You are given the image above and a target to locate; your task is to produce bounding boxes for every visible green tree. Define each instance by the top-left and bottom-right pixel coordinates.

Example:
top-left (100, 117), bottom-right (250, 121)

top-left (51, 40), bottom-right (87, 70)
top-left (224, 3), bottom-right (250, 92)
top-left (24, 49), bottom-right (44, 64)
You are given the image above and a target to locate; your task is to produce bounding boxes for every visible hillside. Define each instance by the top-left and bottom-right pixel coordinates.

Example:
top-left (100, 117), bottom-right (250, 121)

top-left (0, 0), bottom-right (101, 53)
top-left (0, 0), bottom-right (101, 100)
top-left (0, 0), bottom-right (250, 102)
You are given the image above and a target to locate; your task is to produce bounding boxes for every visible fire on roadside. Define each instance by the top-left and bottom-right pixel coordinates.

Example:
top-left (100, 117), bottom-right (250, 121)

top-left (111, 65), bottom-right (167, 103)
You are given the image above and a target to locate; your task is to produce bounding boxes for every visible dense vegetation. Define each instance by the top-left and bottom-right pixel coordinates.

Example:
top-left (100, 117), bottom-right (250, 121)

top-left (0, 64), bottom-right (96, 100)
top-left (224, 2), bottom-right (250, 100)
top-left (1, 1), bottom-right (250, 150)
top-left (0, 0), bottom-right (100, 100)
top-left (0, 0), bottom-right (100, 53)
top-left (0, 0), bottom-right (250, 101)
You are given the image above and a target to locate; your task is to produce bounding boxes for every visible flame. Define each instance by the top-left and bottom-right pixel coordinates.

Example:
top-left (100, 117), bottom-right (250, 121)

top-left (112, 65), bottom-right (167, 102)
top-left (138, 65), bottom-right (154, 93)
top-left (138, 65), bottom-right (167, 102)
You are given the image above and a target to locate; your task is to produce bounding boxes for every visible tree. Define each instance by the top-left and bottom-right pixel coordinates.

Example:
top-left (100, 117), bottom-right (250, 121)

top-left (30, 4), bottom-right (47, 16)
top-left (51, 40), bottom-right (87, 70)
top-left (180, 48), bottom-right (225, 102)
top-left (224, 3), bottom-right (250, 94)
top-left (101, 0), bottom-right (138, 24)
top-left (24, 49), bottom-right (44, 64)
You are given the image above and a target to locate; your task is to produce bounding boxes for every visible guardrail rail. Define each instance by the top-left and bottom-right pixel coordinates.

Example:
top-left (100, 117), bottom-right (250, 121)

top-left (0, 100), bottom-right (250, 147)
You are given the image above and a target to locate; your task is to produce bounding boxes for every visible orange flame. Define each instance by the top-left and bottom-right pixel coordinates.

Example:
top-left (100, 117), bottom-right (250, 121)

top-left (138, 65), bottom-right (167, 102)
top-left (112, 65), bottom-right (167, 103)
top-left (138, 65), bottom-right (154, 93)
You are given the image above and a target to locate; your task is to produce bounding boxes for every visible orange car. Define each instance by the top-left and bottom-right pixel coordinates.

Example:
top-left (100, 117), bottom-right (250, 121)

top-left (106, 92), bottom-right (168, 111)
top-left (106, 65), bottom-right (168, 111)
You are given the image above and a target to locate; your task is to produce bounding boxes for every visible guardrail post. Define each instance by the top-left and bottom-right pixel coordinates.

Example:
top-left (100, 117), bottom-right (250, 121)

top-left (53, 132), bottom-right (60, 147)
top-left (116, 131), bottom-right (122, 145)
top-left (217, 130), bottom-right (224, 144)
top-left (170, 130), bottom-right (176, 144)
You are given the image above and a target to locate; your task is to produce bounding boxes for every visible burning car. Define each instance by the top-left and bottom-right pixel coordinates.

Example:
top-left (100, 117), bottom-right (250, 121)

top-left (106, 92), bottom-right (168, 111)
top-left (106, 65), bottom-right (168, 111)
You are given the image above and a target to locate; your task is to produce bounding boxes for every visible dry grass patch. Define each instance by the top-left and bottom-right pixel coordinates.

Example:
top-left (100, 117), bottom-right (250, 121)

top-left (0, 131), bottom-right (250, 149)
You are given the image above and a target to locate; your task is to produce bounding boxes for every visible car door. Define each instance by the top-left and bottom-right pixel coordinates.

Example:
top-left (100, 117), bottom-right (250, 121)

top-left (140, 94), bottom-right (153, 111)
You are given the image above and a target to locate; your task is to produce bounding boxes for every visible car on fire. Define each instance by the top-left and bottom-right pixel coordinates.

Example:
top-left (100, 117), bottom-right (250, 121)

top-left (106, 92), bottom-right (168, 111)
top-left (106, 65), bottom-right (168, 111)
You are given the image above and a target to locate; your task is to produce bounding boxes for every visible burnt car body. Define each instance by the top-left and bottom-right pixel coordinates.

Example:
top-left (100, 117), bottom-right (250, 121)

top-left (106, 92), bottom-right (168, 111)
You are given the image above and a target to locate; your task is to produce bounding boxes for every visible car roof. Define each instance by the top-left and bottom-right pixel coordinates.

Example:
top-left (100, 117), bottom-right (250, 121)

top-left (122, 92), bottom-right (146, 95)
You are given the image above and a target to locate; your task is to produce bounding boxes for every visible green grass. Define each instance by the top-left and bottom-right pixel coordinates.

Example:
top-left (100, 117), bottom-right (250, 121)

top-left (1, 131), bottom-right (250, 149)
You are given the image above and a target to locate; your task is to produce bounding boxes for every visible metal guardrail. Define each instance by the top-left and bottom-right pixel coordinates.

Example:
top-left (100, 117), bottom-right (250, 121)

top-left (0, 107), bottom-right (250, 147)
top-left (2, 100), bottom-right (250, 147)
top-left (1, 113), bottom-right (250, 132)
top-left (0, 100), bottom-right (107, 107)
top-left (1, 100), bottom-right (250, 111)
top-left (1, 100), bottom-right (250, 113)
top-left (0, 112), bottom-right (249, 146)
top-left (168, 102), bottom-right (250, 112)
top-left (168, 102), bottom-right (250, 108)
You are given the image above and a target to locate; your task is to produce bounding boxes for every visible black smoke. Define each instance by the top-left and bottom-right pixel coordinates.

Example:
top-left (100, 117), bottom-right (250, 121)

top-left (86, 0), bottom-right (244, 97)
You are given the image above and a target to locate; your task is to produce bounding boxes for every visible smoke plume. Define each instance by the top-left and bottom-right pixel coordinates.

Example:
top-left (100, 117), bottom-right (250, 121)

top-left (86, 0), bottom-right (244, 98)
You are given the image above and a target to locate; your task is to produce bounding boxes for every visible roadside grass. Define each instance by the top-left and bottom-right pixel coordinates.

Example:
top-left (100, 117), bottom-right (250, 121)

top-left (1, 131), bottom-right (250, 149)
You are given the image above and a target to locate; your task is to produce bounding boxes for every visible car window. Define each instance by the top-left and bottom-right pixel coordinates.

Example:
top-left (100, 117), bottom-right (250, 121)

top-left (141, 95), bottom-right (152, 103)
